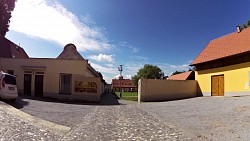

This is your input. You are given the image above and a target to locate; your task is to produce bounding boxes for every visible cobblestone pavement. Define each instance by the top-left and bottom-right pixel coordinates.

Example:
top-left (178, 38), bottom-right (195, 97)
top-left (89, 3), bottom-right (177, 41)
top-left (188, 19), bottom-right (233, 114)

top-left (139, 96), bottom-right (250, 141)
top-left (14, 97), bottom-right (96, 128)
top-left (0, 107), bottom-right (60, 140)
top-left (61, 104), bottom-right (193, 141)
top-left (1, 94), bottom-right (193, 141)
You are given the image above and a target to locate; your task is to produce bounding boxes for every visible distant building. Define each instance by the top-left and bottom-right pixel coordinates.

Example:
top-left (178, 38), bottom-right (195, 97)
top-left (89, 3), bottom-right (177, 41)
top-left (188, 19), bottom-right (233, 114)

top-left (112, 77), bottom-right (137, 92)
top-left (0, 37), bottom-right (103, 102)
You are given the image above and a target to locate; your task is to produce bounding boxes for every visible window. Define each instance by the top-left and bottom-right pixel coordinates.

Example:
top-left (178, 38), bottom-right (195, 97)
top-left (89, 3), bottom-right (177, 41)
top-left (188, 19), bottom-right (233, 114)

top-left (5, 75), bottom-right (16, 85)
top-left (60, 74), bottom-right (72, 94)
top-left (7, 70), bottom-right (14, 75)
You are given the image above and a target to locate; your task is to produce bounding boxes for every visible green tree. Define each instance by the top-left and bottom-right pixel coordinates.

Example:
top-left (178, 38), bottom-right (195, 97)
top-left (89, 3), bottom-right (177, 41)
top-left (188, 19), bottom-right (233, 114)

top-left (0, 0), bottom-right (16, 36)
top-left (132, 64), bottom-right (162, 85)
top-left (172, 70), bottom-right (186, 75)
top-left (240, 19), bottom-right (250, 30)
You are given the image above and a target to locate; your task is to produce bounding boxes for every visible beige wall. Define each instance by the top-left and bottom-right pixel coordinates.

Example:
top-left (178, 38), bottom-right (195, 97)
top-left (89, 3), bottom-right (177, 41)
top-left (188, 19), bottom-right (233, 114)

top-left (138, 79), bottom-right (197, 102)
top-left (0, 58), bottom-right (102, 102)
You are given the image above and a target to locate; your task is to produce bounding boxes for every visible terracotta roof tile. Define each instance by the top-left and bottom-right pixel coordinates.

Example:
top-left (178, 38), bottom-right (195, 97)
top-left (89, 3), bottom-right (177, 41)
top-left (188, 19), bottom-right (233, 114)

top-left (168, 71), bottom-right (193, 80)
top-left (57, 43), bottom-right (85, 60)
top-left (0, 36), bottom-right (29, 59)
top-left (191, 27), bottom-right (250, 65)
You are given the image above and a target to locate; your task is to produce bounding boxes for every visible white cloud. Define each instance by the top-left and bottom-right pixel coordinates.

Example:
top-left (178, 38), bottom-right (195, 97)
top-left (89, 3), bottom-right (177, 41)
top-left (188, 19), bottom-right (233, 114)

top-left (125, 75), bottom-right (132, 79)
top-left (170, 64), bottom-right (189, 70)
top-left (90, 62), bottom-right (116, 74)
top-left (88, 54), bottom-right (114, 63)
top-left (106, 64), bottom-right (114, 67)
top-left (119, 41), bottom-right (139, 53)
top-left (103, 75), bottom-right (113, 84)
top-left (133, 56), bottom-right (148, 61)
top-left (10, 0), bottom-right (111, 51)
top-left (125, 63), bottom-right (144, 76)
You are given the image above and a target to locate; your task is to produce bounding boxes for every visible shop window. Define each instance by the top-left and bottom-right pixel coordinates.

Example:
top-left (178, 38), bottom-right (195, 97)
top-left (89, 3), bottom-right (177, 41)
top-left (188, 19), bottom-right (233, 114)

top-left (60, 74), bottom-right (72, 94)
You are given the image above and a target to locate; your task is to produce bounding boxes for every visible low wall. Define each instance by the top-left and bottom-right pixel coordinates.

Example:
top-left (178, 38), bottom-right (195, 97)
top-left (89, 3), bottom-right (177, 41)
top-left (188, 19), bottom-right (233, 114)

top-left (138, 79), bottom-right (198, 102)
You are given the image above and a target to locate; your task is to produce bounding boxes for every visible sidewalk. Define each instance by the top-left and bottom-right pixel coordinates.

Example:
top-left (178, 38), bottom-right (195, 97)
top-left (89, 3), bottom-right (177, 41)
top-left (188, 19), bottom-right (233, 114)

top-left (0, 101), bottom-right (70, 140)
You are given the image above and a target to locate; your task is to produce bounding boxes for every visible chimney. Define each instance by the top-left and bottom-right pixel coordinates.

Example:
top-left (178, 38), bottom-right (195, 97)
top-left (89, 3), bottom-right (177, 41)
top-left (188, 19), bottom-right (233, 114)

top-left (236, 25), bottom-right (241, 33)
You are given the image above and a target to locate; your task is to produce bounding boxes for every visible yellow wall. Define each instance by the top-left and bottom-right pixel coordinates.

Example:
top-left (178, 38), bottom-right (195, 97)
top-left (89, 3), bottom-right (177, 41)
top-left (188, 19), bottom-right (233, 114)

top-left (196, 62), bottom-right (250, 96)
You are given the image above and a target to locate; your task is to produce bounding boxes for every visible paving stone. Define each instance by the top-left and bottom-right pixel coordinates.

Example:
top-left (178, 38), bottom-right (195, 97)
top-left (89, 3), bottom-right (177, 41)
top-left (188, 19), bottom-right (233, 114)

top-left (61, 104), bottom-right (192, 141)
top-left (0, 109), bottom-right (60, 141)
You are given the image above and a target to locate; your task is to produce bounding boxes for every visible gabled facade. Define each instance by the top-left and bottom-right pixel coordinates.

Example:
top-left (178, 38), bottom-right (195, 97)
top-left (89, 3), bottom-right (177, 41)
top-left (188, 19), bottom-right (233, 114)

top-left (0, 41), bottom-right (103, 102)
top-left (191, 27), bottom-right (250, 96)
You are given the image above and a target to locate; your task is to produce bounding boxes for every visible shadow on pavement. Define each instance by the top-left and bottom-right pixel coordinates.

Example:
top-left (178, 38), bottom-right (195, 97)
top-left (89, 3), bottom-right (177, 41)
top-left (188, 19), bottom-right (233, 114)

top-left (9, 93), bottom-right (123, 108)
top-left (2, 97), bottom-right (29, 109)
top-left (99, 93), bottom-right (120, 105)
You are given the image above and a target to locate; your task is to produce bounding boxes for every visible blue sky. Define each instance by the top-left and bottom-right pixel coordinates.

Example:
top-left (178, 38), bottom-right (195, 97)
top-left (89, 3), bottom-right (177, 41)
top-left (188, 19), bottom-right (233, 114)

top-left (6, 0), bottom-right (250, 83)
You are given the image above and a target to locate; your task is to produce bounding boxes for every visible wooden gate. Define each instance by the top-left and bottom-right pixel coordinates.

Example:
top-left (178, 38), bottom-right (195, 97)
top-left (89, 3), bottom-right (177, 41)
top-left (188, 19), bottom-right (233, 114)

top-left (211, 75), bottom-right (224, 96)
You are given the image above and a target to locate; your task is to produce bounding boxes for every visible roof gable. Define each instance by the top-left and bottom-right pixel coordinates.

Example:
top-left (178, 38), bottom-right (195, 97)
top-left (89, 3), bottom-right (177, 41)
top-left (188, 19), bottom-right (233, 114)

top-left (168, 71), bottom-right (194, 80)
top-left (0, 36), bottom-right (29, 59)
top-left (191, 27), bottom-right (250, 65)
top-left (57, 43), bottom-right (85, 60)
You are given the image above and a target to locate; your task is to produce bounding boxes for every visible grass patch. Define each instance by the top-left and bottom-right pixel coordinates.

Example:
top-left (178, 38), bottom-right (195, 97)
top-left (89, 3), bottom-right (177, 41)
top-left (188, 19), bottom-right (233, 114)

top-left (115, 92), bottom-right (138, 101)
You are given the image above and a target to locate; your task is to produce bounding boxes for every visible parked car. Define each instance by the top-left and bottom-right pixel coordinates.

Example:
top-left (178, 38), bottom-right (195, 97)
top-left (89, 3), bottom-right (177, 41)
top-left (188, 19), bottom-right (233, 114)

top-left (0, 71), bottom-right (18, 101)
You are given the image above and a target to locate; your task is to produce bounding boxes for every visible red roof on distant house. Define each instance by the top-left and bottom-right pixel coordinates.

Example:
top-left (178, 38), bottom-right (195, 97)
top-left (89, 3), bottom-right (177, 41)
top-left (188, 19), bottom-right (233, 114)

top-left (112, 79), bottom-right (137, 88)
top-left (0, 36), bottom-right (29, 59)
top-left (191, 27), bottom-right (250, 65)
top-left (168, 71), bottom-right (194, 80)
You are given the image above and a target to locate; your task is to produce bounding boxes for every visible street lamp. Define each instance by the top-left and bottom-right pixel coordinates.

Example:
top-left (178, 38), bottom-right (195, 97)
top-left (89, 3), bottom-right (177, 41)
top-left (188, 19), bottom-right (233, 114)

top-left (118, 65), bottom-right (123, 98)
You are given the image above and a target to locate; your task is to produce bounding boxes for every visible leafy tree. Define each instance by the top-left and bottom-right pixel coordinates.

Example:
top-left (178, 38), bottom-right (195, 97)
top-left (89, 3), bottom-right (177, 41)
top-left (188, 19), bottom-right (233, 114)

top-left (240, 19), bottom-right (250, 30)
top-left (0, 0), bottom-right (16, 36)
top-left (172, 70), bottom-right (186, 75)
top-left (132, 64), bottom-right (162, 85)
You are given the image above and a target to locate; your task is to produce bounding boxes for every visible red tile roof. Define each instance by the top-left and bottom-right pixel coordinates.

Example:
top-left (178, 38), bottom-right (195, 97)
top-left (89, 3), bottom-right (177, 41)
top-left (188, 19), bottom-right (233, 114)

top-left (112, 79), bottom-right (137, 88)
top-left (191, 27), bottom-right (250, 65)
top-left (168, 71), bottom-right (194, 80)
top-left (0, 36), bottom-right (29, 59)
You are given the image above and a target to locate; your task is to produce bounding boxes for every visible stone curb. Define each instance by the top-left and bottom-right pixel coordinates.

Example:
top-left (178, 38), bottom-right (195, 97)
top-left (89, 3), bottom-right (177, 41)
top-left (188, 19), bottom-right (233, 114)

top-left (0, 101), bottom-right (71, 136)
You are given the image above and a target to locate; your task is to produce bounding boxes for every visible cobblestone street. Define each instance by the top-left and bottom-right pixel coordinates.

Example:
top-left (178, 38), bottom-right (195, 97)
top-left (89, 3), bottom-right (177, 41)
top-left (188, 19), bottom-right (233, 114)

top-left (0, 94), bottom-right (193, 141)
top-left (0, 108), bottom-right (60, 141)
top-left (61, 104), bottom-right (191, 141)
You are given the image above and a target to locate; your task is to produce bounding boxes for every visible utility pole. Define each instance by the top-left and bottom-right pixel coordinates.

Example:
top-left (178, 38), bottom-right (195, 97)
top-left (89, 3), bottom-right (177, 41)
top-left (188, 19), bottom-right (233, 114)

top-left (118, 65), bottom-right (123, 98)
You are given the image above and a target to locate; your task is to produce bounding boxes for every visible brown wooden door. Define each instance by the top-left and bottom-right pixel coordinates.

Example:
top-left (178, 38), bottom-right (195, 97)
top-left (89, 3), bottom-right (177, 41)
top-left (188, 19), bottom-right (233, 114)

top-left (211, 75), bottom-right (224, 96)
top-left (35, 75), bottom-right (44, 97)
top-left (24, 74), bottom-right (32, 96)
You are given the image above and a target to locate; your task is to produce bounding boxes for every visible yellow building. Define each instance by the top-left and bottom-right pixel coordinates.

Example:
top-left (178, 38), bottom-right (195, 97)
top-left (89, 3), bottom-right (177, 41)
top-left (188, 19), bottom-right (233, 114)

top-left (191, 27), bottom-right (250, 96)
top-left (0, 42), bottom-right (103, 102)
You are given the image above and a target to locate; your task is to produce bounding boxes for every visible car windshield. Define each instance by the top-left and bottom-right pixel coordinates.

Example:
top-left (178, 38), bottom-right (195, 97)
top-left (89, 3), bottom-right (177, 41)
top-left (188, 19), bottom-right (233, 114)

top-left (5, 75), bottom-right (16, 85)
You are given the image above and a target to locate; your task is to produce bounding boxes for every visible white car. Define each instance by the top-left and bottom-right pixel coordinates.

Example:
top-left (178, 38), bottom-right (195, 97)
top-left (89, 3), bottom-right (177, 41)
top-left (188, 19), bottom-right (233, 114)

top-left (0, 71), bottom-right (18, 101)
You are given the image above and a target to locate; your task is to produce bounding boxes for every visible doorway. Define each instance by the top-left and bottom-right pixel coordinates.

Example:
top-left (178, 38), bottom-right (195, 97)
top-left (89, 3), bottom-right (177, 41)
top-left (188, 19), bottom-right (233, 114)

top-left (35, 75), bottom-right (44, 97)
top-left (24, 74), bottom-right (32, 96)
top-left (211, 75), bottom-right (224, 96)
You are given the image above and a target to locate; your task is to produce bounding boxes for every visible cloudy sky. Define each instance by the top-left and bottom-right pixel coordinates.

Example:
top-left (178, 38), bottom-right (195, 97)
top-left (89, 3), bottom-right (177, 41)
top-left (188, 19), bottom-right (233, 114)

top-left (6, 0), bottom-right (250, 83)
